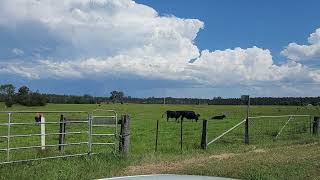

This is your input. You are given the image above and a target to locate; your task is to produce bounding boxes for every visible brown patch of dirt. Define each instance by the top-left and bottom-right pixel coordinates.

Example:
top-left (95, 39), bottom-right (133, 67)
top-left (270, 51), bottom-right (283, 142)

top-left (124, 152), bottom-right (240, 175)
top-left (209, 153), bottom-right (236, 160)
top-left (124, 161), bottom-right (184, 175)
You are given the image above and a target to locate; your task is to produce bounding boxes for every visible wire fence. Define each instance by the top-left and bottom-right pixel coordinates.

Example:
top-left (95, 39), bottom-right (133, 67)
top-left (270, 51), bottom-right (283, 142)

top-left (205, 115), bottom-right (315, 148)
top-left (248, 115), bottom-right (312, 143)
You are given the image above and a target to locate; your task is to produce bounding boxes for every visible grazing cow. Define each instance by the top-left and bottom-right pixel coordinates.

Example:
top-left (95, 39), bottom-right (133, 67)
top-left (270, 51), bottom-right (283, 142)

top-left (163, 111), bottom-right (182, 121)
top-left (211, 115), bottom-right (226, 120)
top-left (178, 111), bottom-right (200, 122)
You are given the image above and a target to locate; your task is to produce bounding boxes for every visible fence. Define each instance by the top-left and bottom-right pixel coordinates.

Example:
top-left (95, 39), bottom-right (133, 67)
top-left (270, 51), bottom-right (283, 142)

top-left (205, 114), bottom-right (317, 148)
top-left (154, 119), bottom-right (204, 152)
top-left (248, 115), bottom-right (312, 143)
top-left (0, 110), bottom-right (120, 165)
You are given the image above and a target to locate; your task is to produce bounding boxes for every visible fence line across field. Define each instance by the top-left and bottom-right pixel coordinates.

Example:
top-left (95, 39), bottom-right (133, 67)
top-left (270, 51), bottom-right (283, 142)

top-left (207, 119), bottom-right (246, 146)
top-left (207, 114), bottom-right (313, 147)
top-left (0, 110), bottom-right (119, 165)
top-left (248, 115), bottom-right (311, 119)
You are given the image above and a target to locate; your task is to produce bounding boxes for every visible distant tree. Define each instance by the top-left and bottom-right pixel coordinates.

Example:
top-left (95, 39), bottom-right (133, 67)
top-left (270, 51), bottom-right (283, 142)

top-left (16, 86), bottom-right (30, 105)
top-left (28, 91), bottom-right (47, 106)
top-left (110, 91), bottom-right (124, 103)
top-left (0, 84), bottom-right (16, 107)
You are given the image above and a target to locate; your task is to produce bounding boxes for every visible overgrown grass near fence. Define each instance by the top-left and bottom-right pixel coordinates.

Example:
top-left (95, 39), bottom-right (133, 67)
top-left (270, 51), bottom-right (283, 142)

top-left (0, 102), bottom-right (319, 179)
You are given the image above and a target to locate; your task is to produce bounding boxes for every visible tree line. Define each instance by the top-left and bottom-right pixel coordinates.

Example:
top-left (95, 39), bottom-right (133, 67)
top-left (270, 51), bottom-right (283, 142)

top-left (1, 84), bottom-right (320, 107)
top-left (0, 84), bottom-right (47, 107)
top-left (43, 94), bottom-right (320, 106)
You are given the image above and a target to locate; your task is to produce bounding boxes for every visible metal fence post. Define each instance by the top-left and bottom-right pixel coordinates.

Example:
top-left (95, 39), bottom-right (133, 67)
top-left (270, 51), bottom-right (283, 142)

top-left (114, 112), bottom-right (118, 153)
top-left (180, 119), bottom-right (183, 151)
top-left (201, 120), bottom-right (208, 149)
top-left (7, 113), bottom-right (11, 162)
top-left (245, 117), bottom-right (249, 144)
top-left (58, 114), bottom-right (66, 151)
top-left (241, 95), bottom-right (250, 145)
top-left (155, 120), bottom-right (159, 152)
top-left (88, 113), bottom-right (92, 155)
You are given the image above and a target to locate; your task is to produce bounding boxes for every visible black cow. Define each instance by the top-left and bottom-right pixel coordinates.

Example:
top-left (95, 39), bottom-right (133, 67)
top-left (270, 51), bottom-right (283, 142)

top-left (211, 115), bottom-right (226, 120)
top-left (178, 111), bottom-right (200, 122)
top-left (163, 111), bottom-right (182, 121)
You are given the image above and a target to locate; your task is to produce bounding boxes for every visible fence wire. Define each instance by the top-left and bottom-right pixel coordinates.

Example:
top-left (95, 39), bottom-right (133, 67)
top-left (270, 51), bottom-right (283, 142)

top-left (248, 115), bottom-right (312, 143)
top-left (206, 115), bottom-right (314, 148)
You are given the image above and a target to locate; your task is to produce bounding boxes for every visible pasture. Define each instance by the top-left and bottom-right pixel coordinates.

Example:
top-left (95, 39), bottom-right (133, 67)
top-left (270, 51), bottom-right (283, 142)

top-left (0, 102), bottom-right (319, 180)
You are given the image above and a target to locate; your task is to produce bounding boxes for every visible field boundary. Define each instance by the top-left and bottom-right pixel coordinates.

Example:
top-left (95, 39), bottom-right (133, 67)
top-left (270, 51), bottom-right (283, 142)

top-left (207, 114), bottom-right (313, 147)
top-left (0, 109), bottom-right (118, 165)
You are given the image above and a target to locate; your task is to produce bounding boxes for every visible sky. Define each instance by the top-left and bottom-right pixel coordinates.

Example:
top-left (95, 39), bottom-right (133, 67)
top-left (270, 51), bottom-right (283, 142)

top-left (0, 0), bottom-right (320, 98)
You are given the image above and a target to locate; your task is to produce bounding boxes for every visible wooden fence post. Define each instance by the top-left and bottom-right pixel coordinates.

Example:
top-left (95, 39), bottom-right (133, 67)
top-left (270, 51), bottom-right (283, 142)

top-left (201, 120), bottom-right (208, 149)
top-left (119, 115), bottom-right (130, 157)
top-left (313, 117), bottom-right (320, 136)
top-left (155, 120), bottom-right (159, 152)
top-left (58, 114), bottom-right (66, 151)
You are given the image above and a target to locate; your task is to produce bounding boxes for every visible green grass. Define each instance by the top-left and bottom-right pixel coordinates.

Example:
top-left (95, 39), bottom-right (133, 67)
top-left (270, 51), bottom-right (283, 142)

top-left (0, 102), bottom-right (319, 180)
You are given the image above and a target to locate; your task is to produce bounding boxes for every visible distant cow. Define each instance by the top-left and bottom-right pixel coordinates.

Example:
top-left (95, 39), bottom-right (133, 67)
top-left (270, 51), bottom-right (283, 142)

top-left (178, 111), bottom-right (200, 122)
top-left (163, 111), bottom-right (182, 121)
top-left (211, 115), bottom-right (226, 120)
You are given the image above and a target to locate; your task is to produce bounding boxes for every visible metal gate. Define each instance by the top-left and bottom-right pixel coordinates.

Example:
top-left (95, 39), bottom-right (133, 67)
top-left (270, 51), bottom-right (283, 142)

top-left (0, 110), bottom-right (118, 165)
top-left (90, 109), bottom-right (118, 155)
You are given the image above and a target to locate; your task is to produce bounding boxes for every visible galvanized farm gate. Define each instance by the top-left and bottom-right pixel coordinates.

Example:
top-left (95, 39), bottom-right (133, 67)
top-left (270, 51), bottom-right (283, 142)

top-left (0, 110), bottom-right (118, 164)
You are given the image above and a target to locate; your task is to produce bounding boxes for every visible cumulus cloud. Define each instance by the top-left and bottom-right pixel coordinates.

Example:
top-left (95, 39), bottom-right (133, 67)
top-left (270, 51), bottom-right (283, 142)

top-left (0, 0), bottom-right (320, 94)
top-left (281, 28), bottom-right (320, 61)
top-left (0, 0), bottom-right (203, 61)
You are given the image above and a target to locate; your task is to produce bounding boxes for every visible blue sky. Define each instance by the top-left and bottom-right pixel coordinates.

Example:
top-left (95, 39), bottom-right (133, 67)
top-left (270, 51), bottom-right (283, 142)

top-left (137, 0), bottom-right (320, 60)
top-left (0, 0), bottom-right (320, 98)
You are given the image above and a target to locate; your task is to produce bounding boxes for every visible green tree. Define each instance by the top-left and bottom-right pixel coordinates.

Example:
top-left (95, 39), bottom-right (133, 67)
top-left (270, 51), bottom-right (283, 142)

top-left (16, 86), bottom-right (30, 105)
top-left (110, 91), bottom-right (124, 103)
top-left (0, 84), bottom-right (16, 107)
top-left (29, 92), bottom-right (47, 106)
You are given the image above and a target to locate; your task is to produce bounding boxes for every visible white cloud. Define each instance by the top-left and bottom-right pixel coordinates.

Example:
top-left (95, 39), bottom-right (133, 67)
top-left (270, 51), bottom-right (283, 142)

top-left (281, 28), bottom-right (320, 61)
top-left (4, 46), bottom-right (319, 89)
top-left (192, 47), bottom-right (320, 86)
top-left (0, 0), bottom-right (320, 95)
top-left (0, 0), bottom-right (203, 60)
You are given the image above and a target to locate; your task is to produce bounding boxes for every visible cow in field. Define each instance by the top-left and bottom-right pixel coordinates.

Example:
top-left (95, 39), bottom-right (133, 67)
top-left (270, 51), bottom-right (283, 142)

top-left (211, 115), bottom-right (226, 120)
top-left (178, 111), bottom-right (200, 122)
top-left (163, 110), bottom-right (182, 121)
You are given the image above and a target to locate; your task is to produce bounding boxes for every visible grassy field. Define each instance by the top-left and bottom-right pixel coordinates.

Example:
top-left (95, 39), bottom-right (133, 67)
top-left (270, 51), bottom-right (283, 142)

top-left (0, 103), bottom-right (319, 180)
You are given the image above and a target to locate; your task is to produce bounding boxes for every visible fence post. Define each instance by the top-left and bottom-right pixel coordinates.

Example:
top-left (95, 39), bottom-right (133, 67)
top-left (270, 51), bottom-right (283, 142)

top-left (245, 117), bottom-right (249, 144)
top-left (180, 119), bottom-right (183, 151)
top-left (58, 114), bottom-right (66, 151)
top-left (119, 115), bottom-right (130, 157)
top-left (88, 113), bottom-right (92, 155)
top-left (313, 117), bottom-right (320, 135)
top-left (241, 95), bottom-right (250, 145)
top-left (40, 114), bottom-right (46, 150)
top-left (7, 113), bottom-right (11, 162)
top-left (155, 120), bottom-right (159, 152)
top-left (201, 120), bottom-right (208, 149)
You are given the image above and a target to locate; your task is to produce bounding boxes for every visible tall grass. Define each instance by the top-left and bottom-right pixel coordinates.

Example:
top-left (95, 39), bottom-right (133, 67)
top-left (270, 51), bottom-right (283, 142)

top-left (0, 103), bottom-right (319, 179)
